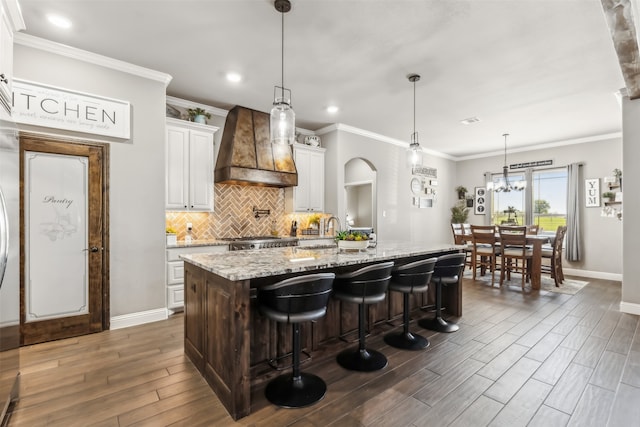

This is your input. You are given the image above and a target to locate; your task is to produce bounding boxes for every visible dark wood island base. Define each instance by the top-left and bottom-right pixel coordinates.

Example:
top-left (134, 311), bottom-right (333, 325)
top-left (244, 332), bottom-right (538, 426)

top-left (181, 244), bottom-right (463, 420)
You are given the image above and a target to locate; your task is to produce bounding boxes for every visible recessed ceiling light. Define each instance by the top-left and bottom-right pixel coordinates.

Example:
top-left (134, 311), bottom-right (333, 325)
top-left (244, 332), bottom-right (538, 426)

top-left (326, 105), bottom-right (339, 114)
top-left (47, 14), bottom-right (72, 29)
top-left (460, 117), bottom-right (480, 125)
top-left (226, 72), bottom-right (242, 83)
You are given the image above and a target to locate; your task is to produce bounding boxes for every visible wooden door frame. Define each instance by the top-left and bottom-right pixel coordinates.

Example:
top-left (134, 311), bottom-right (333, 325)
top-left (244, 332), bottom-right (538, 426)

top-left (19, 132), bottom-right (110, 342)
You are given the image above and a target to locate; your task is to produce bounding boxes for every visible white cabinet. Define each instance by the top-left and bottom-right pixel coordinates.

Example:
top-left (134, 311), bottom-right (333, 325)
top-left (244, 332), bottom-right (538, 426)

top-left (166, 118), bottom-right (218, 211)
top-left (286, 144), bottom-right (325, 212)
top-left (166, 244), bottom-right (228, 311)
top-left (0, 0), bottom-right (25, 116)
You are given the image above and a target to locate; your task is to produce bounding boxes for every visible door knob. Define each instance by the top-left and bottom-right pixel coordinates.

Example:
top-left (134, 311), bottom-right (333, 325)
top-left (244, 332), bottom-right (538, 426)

top-left (83, 247), bottom-right (100, 252)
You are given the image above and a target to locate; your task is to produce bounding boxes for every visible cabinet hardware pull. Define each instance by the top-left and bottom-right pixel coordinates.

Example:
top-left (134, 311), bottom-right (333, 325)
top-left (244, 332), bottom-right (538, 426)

top-left (191, 284), bottom-right (196, 292)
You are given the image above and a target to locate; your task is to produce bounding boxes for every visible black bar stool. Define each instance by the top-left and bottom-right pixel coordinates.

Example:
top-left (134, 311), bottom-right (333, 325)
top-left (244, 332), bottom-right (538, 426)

top-left (384, 257), bottom-right (437, 350)
top-left (257, 272), bottom-right (335, 408)
top-left (333, 261), bottom-right (394, 372)
top-left (419, 253), bottom-right (465, 333)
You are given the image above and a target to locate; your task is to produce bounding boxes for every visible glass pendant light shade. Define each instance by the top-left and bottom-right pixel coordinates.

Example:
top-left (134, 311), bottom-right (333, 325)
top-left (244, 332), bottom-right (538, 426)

top-left (270, 92), bottom-right (295, 145)
top-left (406, 133), bottom-right (423, 167)
top-left (270, 0), bottom-right (295, 145)
top-left (406, 74), bottom-right (423, 168)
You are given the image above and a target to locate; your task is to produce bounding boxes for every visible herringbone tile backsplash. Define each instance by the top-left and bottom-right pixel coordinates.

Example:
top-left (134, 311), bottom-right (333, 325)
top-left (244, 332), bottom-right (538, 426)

top-left (165, 184), bottom-right (329, 240)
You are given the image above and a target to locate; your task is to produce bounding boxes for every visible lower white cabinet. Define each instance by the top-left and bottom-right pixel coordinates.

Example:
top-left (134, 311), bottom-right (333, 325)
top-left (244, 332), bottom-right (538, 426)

top-left (166, 244), bottom-right (228, 311)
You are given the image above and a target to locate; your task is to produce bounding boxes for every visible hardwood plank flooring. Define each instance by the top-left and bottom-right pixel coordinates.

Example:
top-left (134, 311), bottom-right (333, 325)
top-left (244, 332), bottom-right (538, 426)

top-left (6, 276), bottom-right (639, 426)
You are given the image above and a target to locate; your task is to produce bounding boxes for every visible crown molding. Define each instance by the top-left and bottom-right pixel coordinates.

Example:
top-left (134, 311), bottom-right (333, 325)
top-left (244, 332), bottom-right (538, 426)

top-left (315, 123), bottom-right (456, 161)
top-left (455, 132), bottom-right (622, 162)
top-left (165, 96), bottom-right (228, 118)
top-left (14, 33), bottom-right (173, 86)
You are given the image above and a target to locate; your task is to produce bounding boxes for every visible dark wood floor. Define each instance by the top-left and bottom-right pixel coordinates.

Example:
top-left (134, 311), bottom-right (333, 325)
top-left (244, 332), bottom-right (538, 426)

top-left (6, 276), bottom-right (639, 426)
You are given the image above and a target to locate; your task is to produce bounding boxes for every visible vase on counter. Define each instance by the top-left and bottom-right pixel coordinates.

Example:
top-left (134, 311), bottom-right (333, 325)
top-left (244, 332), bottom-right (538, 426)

top-left (166, 233), bottom-right (177, 245)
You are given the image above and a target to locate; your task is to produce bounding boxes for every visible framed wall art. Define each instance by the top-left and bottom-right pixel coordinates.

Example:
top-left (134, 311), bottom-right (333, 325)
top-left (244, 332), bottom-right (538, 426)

top-left (474, 187), bottom-right (486, 215)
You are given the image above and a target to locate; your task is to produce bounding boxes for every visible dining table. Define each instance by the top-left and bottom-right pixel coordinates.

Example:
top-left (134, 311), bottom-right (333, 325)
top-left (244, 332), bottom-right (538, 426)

top-left (462, 232), bottom-right (550, 290)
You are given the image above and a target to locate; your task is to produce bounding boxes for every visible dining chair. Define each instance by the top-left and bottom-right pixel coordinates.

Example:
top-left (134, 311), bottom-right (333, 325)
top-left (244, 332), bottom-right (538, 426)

top-left (470, 225), bottom-right (500, 286)
top-left (541, 225), bottom-right (567, 287)
top-left (451, 223), bottom-right (473, 270)
top-left (498, 226), bottom-right (532, 290)
top-left (526, 225), bottom-right (540, 235)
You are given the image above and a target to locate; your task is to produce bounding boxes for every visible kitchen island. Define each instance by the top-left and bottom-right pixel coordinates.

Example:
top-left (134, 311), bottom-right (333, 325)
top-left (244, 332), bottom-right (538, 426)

top-left (181, 242), bottom-right (463, 420)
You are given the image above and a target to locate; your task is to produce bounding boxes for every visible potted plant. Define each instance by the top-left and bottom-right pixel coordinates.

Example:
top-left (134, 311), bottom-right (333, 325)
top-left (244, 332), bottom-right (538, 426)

top-left (187, 107), bottom-right (211, 124)
top-left (335, 230), bottom-right (369, 251)
top-left (450, 200), bottom-right (469, 223)
top-left (455, 185), bottom-right (468, 200)
top-left (602, 191), bottom-right (615, 203)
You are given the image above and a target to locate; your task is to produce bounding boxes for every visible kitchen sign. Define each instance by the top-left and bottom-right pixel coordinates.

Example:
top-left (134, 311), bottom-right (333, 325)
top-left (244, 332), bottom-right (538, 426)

top-left (12, 79), bottom-right (131, 139)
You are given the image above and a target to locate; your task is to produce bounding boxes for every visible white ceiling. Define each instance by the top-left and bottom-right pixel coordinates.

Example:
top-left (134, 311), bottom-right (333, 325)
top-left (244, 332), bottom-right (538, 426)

top-left (16, 0), bottom-right (626, 158)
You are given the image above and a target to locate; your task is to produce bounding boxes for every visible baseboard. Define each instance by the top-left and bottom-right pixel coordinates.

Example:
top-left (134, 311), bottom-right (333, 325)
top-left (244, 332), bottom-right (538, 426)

top-left (110, 308), bottom-right (169, 330)
top-left (563, 268), bottom-right (622, 282)
top-left (620, 301), bottom-right (640, 316)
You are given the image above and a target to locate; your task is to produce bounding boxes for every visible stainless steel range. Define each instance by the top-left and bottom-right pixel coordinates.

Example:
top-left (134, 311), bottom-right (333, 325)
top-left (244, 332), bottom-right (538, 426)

top-left (222, 236), bottom-right (299, 251)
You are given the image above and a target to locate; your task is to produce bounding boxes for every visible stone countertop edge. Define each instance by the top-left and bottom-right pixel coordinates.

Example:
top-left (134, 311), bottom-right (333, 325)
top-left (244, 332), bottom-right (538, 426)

top-left (167, 239), bottom-right (229, 249)
top-left (180, 242), bottom-right (464, 282)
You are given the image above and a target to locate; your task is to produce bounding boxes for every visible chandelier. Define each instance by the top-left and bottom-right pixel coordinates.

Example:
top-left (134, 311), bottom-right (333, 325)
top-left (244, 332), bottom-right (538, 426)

top-left (406, 73), bottom-right (423, 167)
top-left (494, 133), bottom-right (525, 192)
top-left (270, 0), bottom-right (295, 145)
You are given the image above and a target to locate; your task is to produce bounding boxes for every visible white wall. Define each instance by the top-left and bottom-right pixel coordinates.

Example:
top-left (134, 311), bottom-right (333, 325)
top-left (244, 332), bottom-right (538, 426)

top-left (456, 137), bottom-right (623, 275)
top-left (322, 128), bottom-right (456, 245)
top-left (622, 96), bottom-right (640, 313)
top-left (14, 40), bottom-right (169, 319)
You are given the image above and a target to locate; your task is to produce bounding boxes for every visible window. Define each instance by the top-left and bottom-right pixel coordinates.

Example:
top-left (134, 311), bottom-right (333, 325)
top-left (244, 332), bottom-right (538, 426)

top-left (491, 172), bottom-right (526, 225)
top-left (532, 168), bottom-right (567, 230)
top-left (490, 168), bottom-right (567, 231)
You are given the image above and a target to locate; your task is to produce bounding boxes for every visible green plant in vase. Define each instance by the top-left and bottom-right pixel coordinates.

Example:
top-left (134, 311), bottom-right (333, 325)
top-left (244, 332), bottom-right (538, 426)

top-left (187, 107), bottom-right (211, 124)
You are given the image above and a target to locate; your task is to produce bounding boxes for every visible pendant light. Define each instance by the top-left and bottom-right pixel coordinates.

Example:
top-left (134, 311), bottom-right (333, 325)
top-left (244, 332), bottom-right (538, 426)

top-left (406, 74), bottom-right (423, 168)
top-left (494, 133), bottom-right (525, 192)
top-left (270, 0), bottom-right (295, 145)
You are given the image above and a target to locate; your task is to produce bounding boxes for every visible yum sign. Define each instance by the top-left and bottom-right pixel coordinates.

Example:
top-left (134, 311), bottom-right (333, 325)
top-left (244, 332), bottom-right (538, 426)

top-left (585, 178), bottom-right (600, 207)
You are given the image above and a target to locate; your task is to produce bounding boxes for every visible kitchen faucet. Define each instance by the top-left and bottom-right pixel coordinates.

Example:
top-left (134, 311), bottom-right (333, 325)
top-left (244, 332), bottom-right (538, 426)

top-left (325, 216), bottom-right (341, 236)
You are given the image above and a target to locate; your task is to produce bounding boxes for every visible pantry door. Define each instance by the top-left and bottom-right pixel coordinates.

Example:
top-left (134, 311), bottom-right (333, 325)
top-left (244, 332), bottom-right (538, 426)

top-left (20, 135), bottom-right (109, 345)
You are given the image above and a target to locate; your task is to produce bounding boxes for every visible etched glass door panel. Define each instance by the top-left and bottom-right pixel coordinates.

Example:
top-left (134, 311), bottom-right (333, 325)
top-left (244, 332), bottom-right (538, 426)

top-left (24, 151), bottom-right (88, 322)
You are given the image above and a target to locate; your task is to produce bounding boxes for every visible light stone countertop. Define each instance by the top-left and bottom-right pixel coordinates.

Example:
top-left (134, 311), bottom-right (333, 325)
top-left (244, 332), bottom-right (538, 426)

top-left (180, 242), bottom-right (463, 281)
top-left (166, 239), bottom-right (229, 249)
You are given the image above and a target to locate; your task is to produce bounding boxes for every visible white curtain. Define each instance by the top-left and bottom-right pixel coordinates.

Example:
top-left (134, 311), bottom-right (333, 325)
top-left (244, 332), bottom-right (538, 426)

top-left (566, 163), bottom-right (582, 261)
top-left (484, 172), bottom-right (493, 225)
top-left (524, 168), bottom-right (533, 225)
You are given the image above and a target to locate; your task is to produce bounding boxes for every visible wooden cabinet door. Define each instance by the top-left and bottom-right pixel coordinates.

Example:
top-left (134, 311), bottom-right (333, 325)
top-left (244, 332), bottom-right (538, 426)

top-left (293, 148), bottom-right (311, 211)
top-left (184, 264), bottom-right (204, 371)
top-left (188, 129), bottom-right (214, 211)
top-left (307, 150), bottom-right (324, 212)
top-left (166, 125), bottom-right (188, 210)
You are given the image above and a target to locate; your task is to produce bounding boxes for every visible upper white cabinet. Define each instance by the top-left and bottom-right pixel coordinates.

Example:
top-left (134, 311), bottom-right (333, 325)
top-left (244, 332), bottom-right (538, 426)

top-left (166, 118), bottom-right (219, 211)
top-left (286, 143), bottom-right (325, 212)
top-left (0, 0), bottom-right (25, 116)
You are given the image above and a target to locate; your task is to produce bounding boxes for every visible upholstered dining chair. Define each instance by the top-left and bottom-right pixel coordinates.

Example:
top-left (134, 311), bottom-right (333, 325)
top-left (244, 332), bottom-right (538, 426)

top-left (541, 225), bottom-right (567, 287)
top-left (498, 226), bottom-right (532, 290)
top-left (451, 223), bottom-right (473, 270)
top-left (470, 225), bottom-right (500, 286)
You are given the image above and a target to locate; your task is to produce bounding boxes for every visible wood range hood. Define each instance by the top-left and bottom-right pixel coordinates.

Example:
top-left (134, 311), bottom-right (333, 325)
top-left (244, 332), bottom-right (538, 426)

top-left (214, 105), bottom-right (298, 187)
